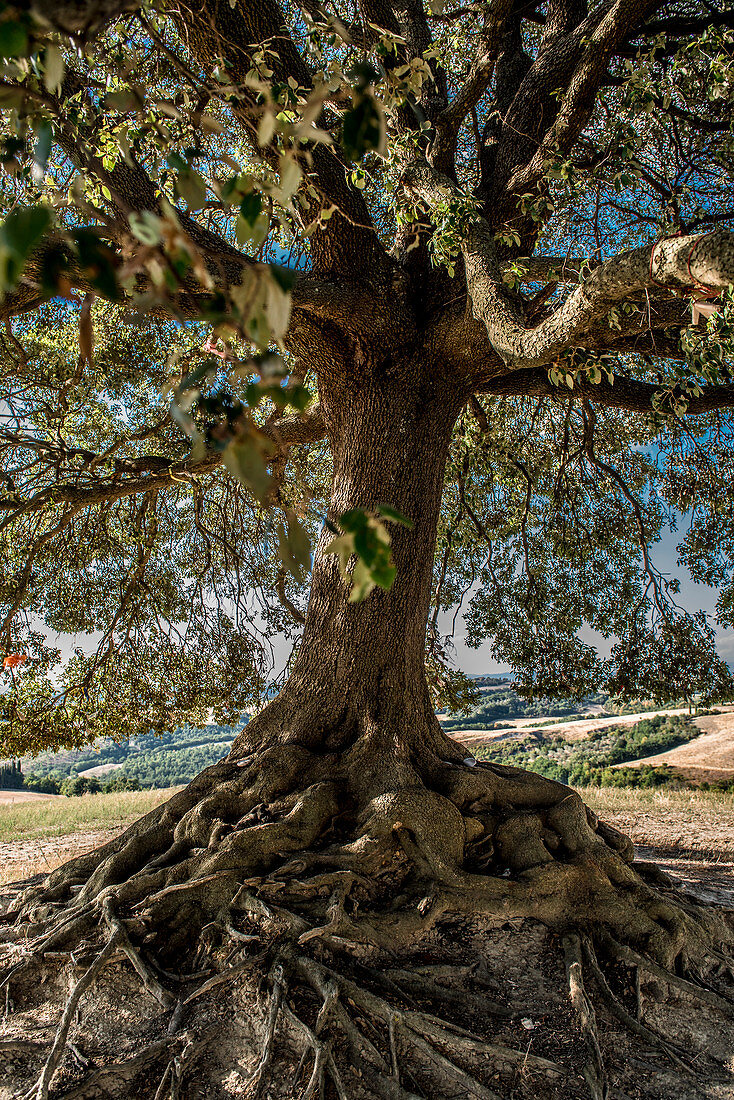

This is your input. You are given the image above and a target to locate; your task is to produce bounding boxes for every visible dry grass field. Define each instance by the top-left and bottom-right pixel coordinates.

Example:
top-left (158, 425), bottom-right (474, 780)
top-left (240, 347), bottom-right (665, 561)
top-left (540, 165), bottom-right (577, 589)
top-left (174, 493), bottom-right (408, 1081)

top-left (621, 711), bottom-right (734, 782)
top-left (0, 787), bottom-right (180, 885)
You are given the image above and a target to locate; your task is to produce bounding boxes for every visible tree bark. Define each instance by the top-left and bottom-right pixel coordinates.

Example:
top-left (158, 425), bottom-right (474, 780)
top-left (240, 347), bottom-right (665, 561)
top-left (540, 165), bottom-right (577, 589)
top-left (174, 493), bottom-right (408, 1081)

top-left (232, 360), bottom-right (468, 778)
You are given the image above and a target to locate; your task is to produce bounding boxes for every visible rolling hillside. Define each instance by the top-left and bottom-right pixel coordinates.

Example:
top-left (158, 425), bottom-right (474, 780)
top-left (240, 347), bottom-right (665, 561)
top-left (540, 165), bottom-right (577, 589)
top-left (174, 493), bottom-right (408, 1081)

top-left (621, 711), bottom-right (734, 782)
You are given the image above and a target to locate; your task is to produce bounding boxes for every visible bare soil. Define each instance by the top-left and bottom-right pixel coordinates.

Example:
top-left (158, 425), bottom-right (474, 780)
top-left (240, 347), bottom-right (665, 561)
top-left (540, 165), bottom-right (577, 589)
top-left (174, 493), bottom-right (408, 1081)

top-left (0, 829), bottom-right (120, 886)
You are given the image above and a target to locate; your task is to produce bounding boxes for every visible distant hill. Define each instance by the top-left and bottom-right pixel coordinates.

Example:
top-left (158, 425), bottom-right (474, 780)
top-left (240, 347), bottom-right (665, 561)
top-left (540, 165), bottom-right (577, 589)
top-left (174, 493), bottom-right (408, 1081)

top-left (17, 719), bottom-right (248, 792)
top-left (452, 707), bottom-right (734, 792)
top-left (438, 684), bottom-right (671, 734)
top-left (621, 711), bottom-right (734, 783)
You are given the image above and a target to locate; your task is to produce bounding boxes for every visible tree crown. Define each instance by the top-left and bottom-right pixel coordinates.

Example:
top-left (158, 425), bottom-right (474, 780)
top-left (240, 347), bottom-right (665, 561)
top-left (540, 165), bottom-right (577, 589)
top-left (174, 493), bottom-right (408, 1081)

top-left (0, 0), bottom-right (734, 754)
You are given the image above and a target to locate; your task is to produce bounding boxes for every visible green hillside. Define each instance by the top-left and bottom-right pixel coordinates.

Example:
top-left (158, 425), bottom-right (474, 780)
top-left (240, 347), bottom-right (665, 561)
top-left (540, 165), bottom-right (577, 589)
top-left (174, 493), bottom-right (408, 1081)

top-left (470, 714), bottom-right (713, 790)
top-left (19, 719), bottom-right (247, 794)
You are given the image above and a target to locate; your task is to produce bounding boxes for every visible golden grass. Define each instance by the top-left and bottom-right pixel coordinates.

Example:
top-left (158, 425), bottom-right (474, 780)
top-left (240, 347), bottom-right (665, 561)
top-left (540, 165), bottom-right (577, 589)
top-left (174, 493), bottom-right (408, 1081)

top-left (0, 787), bottom-right (180, 843)
top-left (577, 784), bottom-right (734, 820)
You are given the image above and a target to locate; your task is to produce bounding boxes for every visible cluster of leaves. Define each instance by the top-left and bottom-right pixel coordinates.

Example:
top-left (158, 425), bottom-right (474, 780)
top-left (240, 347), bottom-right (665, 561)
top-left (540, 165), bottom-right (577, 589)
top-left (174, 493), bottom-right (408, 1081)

top-left (0, 1), bottom-right (406, 636)
top-left (325, 505), bottom-right (412, 603)
top-left (0, 757), bottom-right (22, 788)
top-left (0, 304), bottom-right (302, 754)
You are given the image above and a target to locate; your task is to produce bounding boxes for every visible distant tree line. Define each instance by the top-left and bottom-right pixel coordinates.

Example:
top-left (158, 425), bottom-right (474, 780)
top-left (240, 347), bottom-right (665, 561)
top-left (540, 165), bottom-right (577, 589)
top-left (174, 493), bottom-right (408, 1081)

top-left (0, 759), bottom-right (23, 789)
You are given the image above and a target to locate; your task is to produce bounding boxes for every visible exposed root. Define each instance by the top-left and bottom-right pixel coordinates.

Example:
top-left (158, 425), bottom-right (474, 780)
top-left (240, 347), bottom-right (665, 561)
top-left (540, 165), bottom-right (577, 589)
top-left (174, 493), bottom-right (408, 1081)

top-left (563, 934), bottom-right (608, 1100)
top-left (599, 930), bottom-right (734, 1017)
top-left (56, 1037), bottom-right (190, 1100)
top-left (247, 961), bottom-right (285, 1098)
top-left (101, 899), bottom-right (175, 1008)
top-left (29, 929), bottom-right (121, 1100)
top-left (2, 747), bottom-right (734, 1099)
top-left (579, 936), bottom-right (693, 1077)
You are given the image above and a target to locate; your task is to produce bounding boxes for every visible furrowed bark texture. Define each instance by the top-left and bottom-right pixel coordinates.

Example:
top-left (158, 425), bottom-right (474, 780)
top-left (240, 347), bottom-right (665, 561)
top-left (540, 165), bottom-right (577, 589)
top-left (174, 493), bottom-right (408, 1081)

top-left (5, 3), bottom-right (734, 1097)
top-left (234, 360), bottom-right (468, 774)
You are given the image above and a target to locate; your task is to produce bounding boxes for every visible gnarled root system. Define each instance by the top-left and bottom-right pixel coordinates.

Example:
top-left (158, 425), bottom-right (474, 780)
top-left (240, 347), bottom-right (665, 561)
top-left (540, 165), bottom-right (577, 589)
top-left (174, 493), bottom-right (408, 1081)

top-left (2, 745), bottom-right (734, 1099)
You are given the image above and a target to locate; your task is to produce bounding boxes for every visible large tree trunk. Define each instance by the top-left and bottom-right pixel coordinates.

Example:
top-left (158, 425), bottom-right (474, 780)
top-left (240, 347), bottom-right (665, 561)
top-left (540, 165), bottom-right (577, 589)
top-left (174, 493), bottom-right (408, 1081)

top-left (235, 363), bottom-right (467, 773)
top-left (4, 360), bottom-right (734, 1100)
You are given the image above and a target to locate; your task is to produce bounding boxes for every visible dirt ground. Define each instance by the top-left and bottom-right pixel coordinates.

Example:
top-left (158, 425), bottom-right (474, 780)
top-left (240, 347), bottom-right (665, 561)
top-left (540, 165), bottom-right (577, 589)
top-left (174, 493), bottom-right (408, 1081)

top-left (0, 829), bottom-right (120, 884)
top-left (3, 795), bottom-right (734, 1098)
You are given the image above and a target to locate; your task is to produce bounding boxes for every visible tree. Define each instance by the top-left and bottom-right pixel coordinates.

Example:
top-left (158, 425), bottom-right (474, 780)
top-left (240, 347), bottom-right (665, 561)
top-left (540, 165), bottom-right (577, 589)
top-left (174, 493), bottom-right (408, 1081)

top-left (1, 0), bottom-right (734, 1095)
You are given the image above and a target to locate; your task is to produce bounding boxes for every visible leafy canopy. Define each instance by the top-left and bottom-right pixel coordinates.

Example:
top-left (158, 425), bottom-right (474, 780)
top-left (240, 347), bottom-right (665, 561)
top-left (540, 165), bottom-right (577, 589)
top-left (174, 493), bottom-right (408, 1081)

top-left (0, 0), bottom-right (733, 753)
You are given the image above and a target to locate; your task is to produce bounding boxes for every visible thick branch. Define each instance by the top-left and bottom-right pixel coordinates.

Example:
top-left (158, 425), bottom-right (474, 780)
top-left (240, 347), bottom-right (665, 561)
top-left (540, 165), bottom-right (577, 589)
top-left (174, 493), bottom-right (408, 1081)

top-left (0, 232), bottom-right (403, 346)
top-left (504, 0), bottom-right (659, 196)
top-left (0, 407), bottom-right (325, 520)
top-left (465, 226), bottom-right (734, 370)
top-left (430, 0), bottom-right (512, 174)
top-left (171, 0), bottom-right (385, 276)
top-left (478, 368), bottom-right (734, 416)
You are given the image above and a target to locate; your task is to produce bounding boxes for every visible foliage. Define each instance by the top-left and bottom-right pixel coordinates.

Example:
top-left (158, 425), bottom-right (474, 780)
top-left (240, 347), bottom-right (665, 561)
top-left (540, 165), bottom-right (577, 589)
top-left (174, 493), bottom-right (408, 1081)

top-left (0, 758), bottom-right (22, 788)
top-left (59, 773), bottom-right (100, 796)
top-left (0, 0), bottom-right (733, 758)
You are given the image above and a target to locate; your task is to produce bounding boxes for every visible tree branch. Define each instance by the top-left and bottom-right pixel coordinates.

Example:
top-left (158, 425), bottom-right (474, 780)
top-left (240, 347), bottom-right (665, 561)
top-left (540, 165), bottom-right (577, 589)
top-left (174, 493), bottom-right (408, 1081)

top-left (430, 0), bottom-right (513, 174)
top-left (0, 408), bottom-right (325, 521)
top-left (503, 0), bottom-right (660, 196)
top-left (464, 224), bottom-right (734, 370)
top-left (411, 161), bottom-right (734, 370)
top-left (478, 368), bottom-right (734, 417)
top-left (171, 0), bottom-right (386, 276)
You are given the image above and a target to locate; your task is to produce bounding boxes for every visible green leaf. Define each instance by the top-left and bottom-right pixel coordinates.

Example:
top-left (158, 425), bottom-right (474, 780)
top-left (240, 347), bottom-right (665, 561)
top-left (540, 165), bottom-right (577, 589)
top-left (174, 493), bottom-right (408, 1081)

top-left (0, 205), bottom-right (53, 293)
top-left (176, 170), bottom-right (207, 211)
top-left (43, 43), bottom-right (65, 94)
top-left (239, 191), bottom-right (262, 226)
top-left (277, 512), bottom-right (311, 580)
top-left (341, 93), bottom-right (385, 162)
top-left (0, 21), bottom-right (28, 59)
top-left (324, 533), bottom-right (355, 584)
top-left (73, 231), bottom-right (121, 301)
top-left (128, 211), bottom-right (162, 246)
top-left (270, 264), bottom-right (297, 293)
top-left (222, 437), bottom-right (273, 501)
top-left (348, 559), bottom-right (376, 602)
top-left (34, 122), bottom-right (53, 175)
top-left (377, 504), bottom-right (414, 528)
top-left (105, 88), bottom-right (141, 112)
